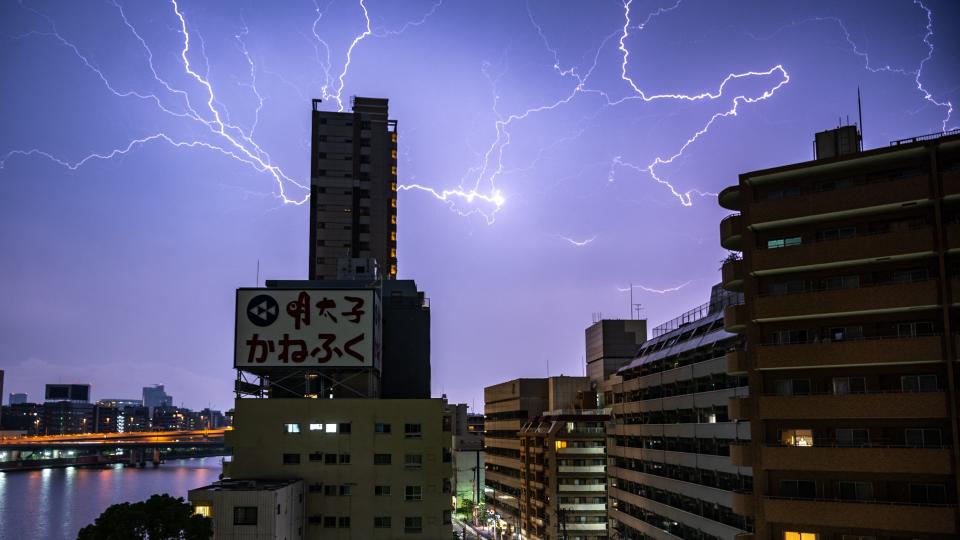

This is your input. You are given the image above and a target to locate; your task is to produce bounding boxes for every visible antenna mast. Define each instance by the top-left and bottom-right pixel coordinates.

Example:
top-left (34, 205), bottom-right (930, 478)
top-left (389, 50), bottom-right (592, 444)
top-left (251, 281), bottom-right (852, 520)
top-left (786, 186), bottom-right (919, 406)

top-left (857, 86), bottom-right (864, 151)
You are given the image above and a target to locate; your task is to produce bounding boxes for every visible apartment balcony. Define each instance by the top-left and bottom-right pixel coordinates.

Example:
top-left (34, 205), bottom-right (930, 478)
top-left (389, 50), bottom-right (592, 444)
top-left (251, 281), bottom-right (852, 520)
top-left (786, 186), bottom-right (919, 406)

top-left (731, 491), bottom-right (754, 517)
top-left (760, 445), bottom-right (952, 475)
top-left (724, 303), bottom-right (748, 333)
top-left (557, 465), bottom-right (606, 474)
top-left (727, 396), bottom-right (751, 421)
top-left (729, 441), bottom-right (752, 467)
top-left (752, 227), bottom-right (934, 273)
top-left (721, 258), bottom-right (745, 291)
top-left (484, 419), bottom-right (523, 432)
top-left (753, 280), bottom-right (939, 321)
top-left (754, 335), bottom-right (943, 370)
top-left (565, 523), bottom-right (607, 531)
top-left (560, 503), bottom-right (607, 512)
top-left (718, 185), bottom-right (742, 211)
top-left (557, 484), bottom-right (606, 492)
top-left (725, 349), bottom-right (748, 375)
top-left (749, 173), bottom-right (929, 224)
top-left (763, 497), bottom-right (956, 534)
top-left (557, 446), bottom-right (605, 455)
top-left (720, 214), bottom-right (745, 251)
top-left (756, 391), bottom-right (948, 419)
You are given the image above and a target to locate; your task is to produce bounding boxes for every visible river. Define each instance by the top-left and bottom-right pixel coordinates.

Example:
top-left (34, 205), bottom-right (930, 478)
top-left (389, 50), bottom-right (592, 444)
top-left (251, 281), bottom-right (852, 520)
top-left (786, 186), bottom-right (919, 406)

top-left (0, 458), bottom-right (222, 540)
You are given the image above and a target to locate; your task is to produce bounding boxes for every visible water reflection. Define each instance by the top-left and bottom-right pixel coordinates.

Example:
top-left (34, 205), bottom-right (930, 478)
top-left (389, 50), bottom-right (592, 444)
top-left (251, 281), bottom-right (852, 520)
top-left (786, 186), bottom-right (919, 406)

top-left (0, 458), bottom-right (221, 540)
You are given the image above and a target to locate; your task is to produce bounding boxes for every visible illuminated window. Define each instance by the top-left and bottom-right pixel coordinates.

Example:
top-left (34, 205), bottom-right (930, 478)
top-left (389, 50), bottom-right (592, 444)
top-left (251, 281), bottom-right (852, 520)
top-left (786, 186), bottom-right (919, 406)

top-left (391, 249), bottom-right (397, 258)
top-left (391, 166), bottom-right (397, 176)
top-left (309, 423), bottom-right (323, 431)
top-left (391, 133), bottom-right (397, 143)
top-left (194, 504), bottom-right (212, 517)
top-left (284, 423), bottom-right (301, 434)
top-left (391, 182), bottom-right (397, 192)
top-left (780, 429), bottom-right (813, 447)
top-left (784, 533), bottom-right (818, 540)
top-left (391, 149), bottom-right (397, 159)
top-left (391, 198), bottom-right (397, 208)
top-left (391, 215), bottom-right (397, 224)
top-left (555, 440), bottom-right (568, 450)
top-left (325, 423), bottom-right (338, 433)
top-left (390, 264), bottom-right (397, 275)
top-left (391, 231), bottom-right (397, 241)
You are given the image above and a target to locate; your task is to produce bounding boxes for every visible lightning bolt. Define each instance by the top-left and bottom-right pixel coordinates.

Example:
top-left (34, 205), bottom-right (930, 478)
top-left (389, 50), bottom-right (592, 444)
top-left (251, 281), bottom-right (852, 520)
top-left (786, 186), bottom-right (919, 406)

top-left (616, 280), bottom-right (692, 294)
top-left (557, 235), bottom-right (597, 247)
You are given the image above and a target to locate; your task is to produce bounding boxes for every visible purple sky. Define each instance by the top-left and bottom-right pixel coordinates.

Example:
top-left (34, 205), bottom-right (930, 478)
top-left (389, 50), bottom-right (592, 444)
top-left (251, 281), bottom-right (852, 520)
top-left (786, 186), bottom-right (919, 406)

top-left (1, 0), bottom-right (957, 412)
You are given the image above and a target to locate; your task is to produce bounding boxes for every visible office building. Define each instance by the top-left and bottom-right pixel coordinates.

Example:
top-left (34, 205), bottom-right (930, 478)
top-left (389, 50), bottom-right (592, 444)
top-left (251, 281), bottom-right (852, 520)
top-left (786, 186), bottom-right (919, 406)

top-left (604, 285), bottom-right (751, 539)
top-left (9, 393), bottom-right (28, 406)
top-left (586, 319), bottom-right (647, 385)
top-left (42, 400), bottom-right (94, 435)
top-left (44, 383), bottom-right (90, 403)
top-left (2, 402), bottom-right (43, 434)
top-left (483, 376), bottom-right (592, 538)
top-left (718, 127), bottom-right (960, 538)
top-left (519, 407), bottom-right (610, 540)
top-left (97, 398), bottom-right (143, 409)
top-left (309, 97), bottom-right (398, 281)
top-left (143, 384), bottom-right (173, 411)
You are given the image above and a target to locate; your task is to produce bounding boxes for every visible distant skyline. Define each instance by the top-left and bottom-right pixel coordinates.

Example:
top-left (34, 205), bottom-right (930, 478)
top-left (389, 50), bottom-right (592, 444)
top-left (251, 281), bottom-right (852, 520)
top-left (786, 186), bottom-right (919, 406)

top-left (1, 0), bottom-right (958, 411)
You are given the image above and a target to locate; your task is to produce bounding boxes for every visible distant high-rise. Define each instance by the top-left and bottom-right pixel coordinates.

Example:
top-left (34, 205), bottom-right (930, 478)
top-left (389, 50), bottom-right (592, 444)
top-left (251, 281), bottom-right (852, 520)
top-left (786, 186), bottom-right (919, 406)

top-left (309, 97), bottom-right (398, 281)
top-left (9, 393), bottom-right (27, 405)
top-left (142, 384), bottom-right (173, 411)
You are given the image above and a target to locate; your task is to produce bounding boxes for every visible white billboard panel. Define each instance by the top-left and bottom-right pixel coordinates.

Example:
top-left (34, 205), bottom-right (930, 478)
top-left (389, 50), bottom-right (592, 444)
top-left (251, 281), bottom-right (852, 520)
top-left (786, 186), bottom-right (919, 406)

top-left (235, 289), bottom-right (376, 369)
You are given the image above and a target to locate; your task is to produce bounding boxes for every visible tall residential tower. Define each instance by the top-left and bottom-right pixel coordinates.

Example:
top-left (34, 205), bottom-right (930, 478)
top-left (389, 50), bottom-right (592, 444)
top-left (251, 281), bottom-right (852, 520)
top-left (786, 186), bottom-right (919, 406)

top-left (309, 97), bottom-right (398, 281)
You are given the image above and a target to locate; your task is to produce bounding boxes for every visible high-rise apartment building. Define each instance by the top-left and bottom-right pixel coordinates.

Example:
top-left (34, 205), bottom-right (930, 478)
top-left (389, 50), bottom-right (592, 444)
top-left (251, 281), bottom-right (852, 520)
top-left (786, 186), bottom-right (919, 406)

top-left (484, 376), bottom-right (593, 538)
top-left (142, 384), bottom-right (173, 412)
top-left (309, 97), bottom-right (398, 281)
top-left (718, 128), bottom-right (960, 539)
top-left (604, 285), bottom-right (751, 539)
top-left (519, 407), bottom-right (610, 540)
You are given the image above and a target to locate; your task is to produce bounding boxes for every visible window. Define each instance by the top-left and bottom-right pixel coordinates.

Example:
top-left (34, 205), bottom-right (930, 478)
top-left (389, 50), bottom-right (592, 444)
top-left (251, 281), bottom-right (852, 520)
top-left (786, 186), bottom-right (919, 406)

top-left (815, 226), bottom-right (856, 242)
top-left (905, 428), bottom-right (942, 447)
top-left (325, 423), bottom-right (338, 433)
top-left (309, 452), bottom-right (323, 462)
top-left (284, 423), bottom-right (301, 433)
top-left (897, 321), bottom-right (934, 337)
top-left (339, 485), bottom-right (352, 496)
top-left (779, 480), bottom-right (816, 499)
top-left (780, 429), bottom-right (813, 447)
top-left (338, 516), bottom-right (351, 528)
top-left (309, 423), bottom-right (323, 431)
top-left (837, 481), bottom-right (874, 501)
top-left (375, 453), bottom-right (392, 465)
top-left (193, 504), bottom-right (211, 517)
top-left (405, 485), bottom-right (422, 501)
top-left (325, 485), bottom-right (337, 496)
top-left (828, 326), bottom-right (862, 341)
top-left (442, 447), bottom-right (452, 463)
top-left (405, 454), bottom-right (423, 469)
top-left (375, 422), bottom-right (391, 434)
top-left (443, 510), bottom-right (452, 524)
top-left (555, 440), bottom-right (568, 450)
top-left (901, 374), bottom-right (938, 392)
top-left (909, 483), bottom-right (947, 504)
top-left (832, 377), bottom-right (866, 395)
top-left (339, 453), bottom-right (351, 464)
top-left (768, 329), bottom-right (807, 345)
top-left (773, 379), bottom-right (811, 396)
top-left (442, 478), bottom-right (451, 494)
top-left (404, 517), bottom-right (423, 534)
top-left (442, 415), bottom-right (452, 432)
top-left (375, 516), bottom-right (392, 528)
top-left (405, 423), bottom-right (422, 438)
top-left (323, 516), bottom-right (337, 528)
top-left (282, 453), bottom-right (301, 465)
top-left (325, 453), bottom-right (337, 464)
top-left (233, 506), bottom-right (258, 525)
top-left (767, 236), bottom-right (802, 249)
top-left (784, 533), bottom-right (818, 540)
top-left (375, 485), bottom-right (391, 496)
top-left (835, 428), bottom-right (869, 447)
top-left (338, 422), bottom-right (351, 434)
top-left (841, 536), bottom-right (876, 540)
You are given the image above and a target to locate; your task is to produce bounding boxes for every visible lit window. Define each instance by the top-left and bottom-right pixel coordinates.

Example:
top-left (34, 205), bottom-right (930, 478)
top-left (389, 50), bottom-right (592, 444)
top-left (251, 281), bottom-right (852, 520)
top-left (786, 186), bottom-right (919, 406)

top-left (309, 423), bottom-right (323, 431)
top-left (284, 423), bottom-right (301, 434)
top-left (391, 133), bottom-right (397, 143)
top-left (390, 265), bottom-right (397, 275)
top-left (325, 423), bottom-right (338, 433)
top-left (391, 248), bottom-right (397, 258)
top-left (391, 198), bottom-right (397, 208)
top-left (391, 231), bottom-right (397, 241)
top-left (784, 533), bottom-right (818, 540)
top-left (555, 440), bottom-right (568, 450)
top-left (780, 429), bottom-right (814, 447)
top-left (391, 182), bottom-right (397, 192)
top-left (391, 215), bottom-right (397, 224)
top-left (391, 166), bottom-right (397, 176)
top-left (194, 504), bottom-right (212, 517)
top-left (391, 149), bottom-right (397, 159)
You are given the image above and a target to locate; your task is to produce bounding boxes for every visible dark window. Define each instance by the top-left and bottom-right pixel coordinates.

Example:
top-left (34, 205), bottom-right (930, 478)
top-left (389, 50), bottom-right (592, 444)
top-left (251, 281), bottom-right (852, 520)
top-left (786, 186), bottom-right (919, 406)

top-left (838, 481), bottom-right (874, 501)
top-left (339, 453), bottom-right (351, 464)
top-left (902, 375), bottom-right (938, 392)
top-left (374, 453), bottom-right (392, 465)
top-left (325, 485), bottom-right (337, 496)
top-left (442, 447), bottom-right (452, 463)
top-left (442, 416), bottom-right (452, 432)
top-left (283, 453), bottom-right (301, 465)
top-left (779, 480), bottom-right (816, 499)
top-left (375, 485), bottom-right (391, 496)
top-left (443, 510), bottom-right (452, 525)
top-left (339, 485), bottom-right (352, 496)
top-left (233, 506), bottom-right (258, 525)
top-left (405, 423), bottom-right (422, 438)
top-left (910, 484), bottom-right (947, 504)
top-left (905, 428), bottom-right (942, 447)
top-left (374, 516), bottom-right (391, 528)
top-left (339, 422), bottom-right (351, 434)
top-left (324, 516), bottom-right (337, 528)
top-left (338, 517), bottom-right (351, 528)
top-left (404, 517), bottom-right (423, 534)
top-left (375, 422), bottom-right (391, 433)
top-left (325, 453), bottom-right (337, 464)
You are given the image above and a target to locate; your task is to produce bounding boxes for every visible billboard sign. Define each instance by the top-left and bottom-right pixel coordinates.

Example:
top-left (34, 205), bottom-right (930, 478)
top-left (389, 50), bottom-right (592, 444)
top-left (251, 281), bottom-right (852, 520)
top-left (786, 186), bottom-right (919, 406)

top-left (235, 289), bottom-right (377, 369)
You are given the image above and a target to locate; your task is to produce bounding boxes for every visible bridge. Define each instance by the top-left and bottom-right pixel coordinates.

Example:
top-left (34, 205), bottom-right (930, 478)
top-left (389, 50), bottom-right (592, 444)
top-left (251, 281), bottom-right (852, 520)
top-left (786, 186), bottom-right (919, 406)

top-left (0, 429), bottom-right (228, 471)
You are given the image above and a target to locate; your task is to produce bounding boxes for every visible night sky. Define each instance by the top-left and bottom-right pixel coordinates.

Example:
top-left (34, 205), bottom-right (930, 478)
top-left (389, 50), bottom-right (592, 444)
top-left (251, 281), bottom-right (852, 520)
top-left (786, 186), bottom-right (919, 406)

top-left (1, 0), bottom-right (957, 412)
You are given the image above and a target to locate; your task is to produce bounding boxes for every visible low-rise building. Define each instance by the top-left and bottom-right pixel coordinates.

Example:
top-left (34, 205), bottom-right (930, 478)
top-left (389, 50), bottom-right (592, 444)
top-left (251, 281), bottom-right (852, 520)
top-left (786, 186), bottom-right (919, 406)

top-left (189, 479), bottom-right (305, 539)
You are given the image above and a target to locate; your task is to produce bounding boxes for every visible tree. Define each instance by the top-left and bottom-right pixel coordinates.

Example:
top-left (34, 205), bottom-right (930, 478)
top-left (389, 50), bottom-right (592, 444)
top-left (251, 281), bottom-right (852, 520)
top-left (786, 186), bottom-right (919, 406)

top-left (78, 494), bottom-right (212, 540)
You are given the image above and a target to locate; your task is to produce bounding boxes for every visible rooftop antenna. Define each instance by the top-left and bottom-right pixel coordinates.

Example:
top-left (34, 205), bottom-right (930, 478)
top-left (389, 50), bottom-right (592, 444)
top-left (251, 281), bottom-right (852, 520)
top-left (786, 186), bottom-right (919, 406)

top-left (857, 86), bottom-right (864, 151)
